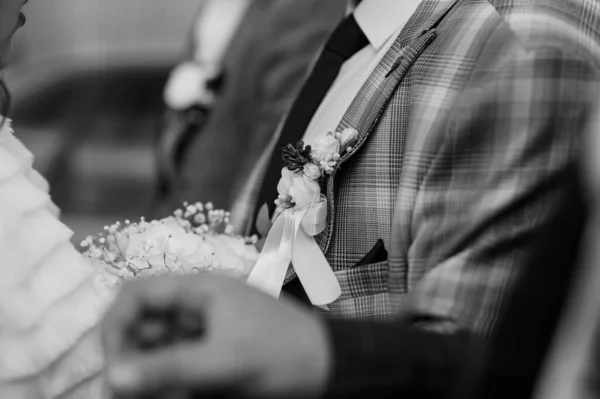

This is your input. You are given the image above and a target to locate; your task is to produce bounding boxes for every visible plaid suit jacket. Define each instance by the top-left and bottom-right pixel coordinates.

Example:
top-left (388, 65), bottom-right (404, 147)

top-left (243, 0), bottom-right (600, 334)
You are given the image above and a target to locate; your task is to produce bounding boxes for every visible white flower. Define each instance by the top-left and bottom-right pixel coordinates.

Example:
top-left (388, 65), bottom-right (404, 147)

top-left (92, 263), bottom-right (122, 299)
top-left (289, 174), bottom-right (321, 208)
top-left (276, 167), bottom-right (321, 209)
top-left (303, 163), bottom-right (322, 180)
top-left (194, 213), bottom-right (207, 224)
top-left (319, 159), bottom-right (336, 175)
top-left (163, 62), bottom-right (216, 110)
top-left (180, 242), bottom-right (214, 270)
top-left (311, 133), bottom-right (340, 160)
top-left (146, 253), bottom-right (182, 271)
top-left (336, 127), bottom-right (359, 150)
top-left (119, 268), bottom-right (136, 280)
top-left (87, 206), bottom-right (258, 281)
top-left (186, 205), bottom-right (197, 214)
top-left (205, 235), bottom-right (259, 278)
top-left (277, 167), bottom-right (296, 198)
top-left (125, 222), bottom-right (214, 273)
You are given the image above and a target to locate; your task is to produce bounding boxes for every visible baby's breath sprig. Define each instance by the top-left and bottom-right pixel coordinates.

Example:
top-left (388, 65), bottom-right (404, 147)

top-left (171, 201), bottom-right (235, 236)
top-left (82, 201), bottom-right (259, 284)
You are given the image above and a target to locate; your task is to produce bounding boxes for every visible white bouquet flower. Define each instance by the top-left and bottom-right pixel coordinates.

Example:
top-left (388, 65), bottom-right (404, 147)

top-left (82, 202), bottom-right (260, 292)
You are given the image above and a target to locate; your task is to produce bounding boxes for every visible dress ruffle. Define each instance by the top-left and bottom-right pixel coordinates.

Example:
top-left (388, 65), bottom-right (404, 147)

top-left (0, 329), bottom-right (107, 399)
top-left (0, 243), bottom-right (95, 331)
top-left (0, 122), bottom-right (114, 398)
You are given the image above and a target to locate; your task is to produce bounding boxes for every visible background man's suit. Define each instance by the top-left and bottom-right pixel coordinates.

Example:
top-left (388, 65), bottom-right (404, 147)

top-left (158, 0), bottom-right (347, 215)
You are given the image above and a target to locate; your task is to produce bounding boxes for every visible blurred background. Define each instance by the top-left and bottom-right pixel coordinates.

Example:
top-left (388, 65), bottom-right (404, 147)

top-left (5, 0), bottom-right (201, 244)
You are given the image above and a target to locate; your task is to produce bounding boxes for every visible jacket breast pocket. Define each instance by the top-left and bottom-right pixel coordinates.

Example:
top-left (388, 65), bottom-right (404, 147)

top-left (335, 260), bottom-right (389, 301)
top-left (325, 260), bottom-right (390, 321)
top-left (312, 240), bottom-right (391, 320)
top-left (339, 238), bottom-right (389, 300)
top-left (354, 238), bottom-right (388, 267)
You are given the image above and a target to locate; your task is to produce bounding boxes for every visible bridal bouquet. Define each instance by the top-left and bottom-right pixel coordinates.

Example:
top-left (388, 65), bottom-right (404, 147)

top-left (82, 202), bottom-right (260, 292)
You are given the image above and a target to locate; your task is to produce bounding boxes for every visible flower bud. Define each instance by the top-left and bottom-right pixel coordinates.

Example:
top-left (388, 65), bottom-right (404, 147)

top-left (339, 127), bottom-right (359, 150)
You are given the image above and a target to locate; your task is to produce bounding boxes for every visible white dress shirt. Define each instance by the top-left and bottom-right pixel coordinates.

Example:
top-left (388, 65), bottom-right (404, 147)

top-left (302, 0), bottom-right (422, 145)
top-left (232, 0), bottom-right (422, 232)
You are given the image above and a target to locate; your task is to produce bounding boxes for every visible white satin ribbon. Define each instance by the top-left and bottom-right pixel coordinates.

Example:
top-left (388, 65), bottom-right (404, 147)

top-left (246, 199), bottom-right (341, 306)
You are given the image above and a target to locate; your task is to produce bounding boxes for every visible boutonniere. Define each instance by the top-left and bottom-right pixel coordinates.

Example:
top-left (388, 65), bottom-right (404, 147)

top-left (163, 62), bottom-right (220, 111)
top-left (246, 127), bottom-right (359, 307)
top-left (274, 127), bottom-right (359, 215)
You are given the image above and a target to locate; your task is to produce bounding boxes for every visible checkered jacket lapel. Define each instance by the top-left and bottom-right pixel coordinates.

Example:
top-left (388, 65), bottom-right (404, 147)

top-left (284, 0), bottom-right (460, 284)
top-left (319, 0), bottom-right (462, 254)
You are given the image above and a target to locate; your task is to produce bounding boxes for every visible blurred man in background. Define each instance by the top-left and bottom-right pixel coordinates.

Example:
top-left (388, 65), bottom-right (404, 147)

top-left (155, 0), bottom-right (347, 219)
top-left (155, 0), bottom-right (250, 209)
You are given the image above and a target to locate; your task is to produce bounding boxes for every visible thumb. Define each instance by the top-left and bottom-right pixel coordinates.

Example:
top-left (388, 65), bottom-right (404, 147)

top-left (106, 343), bottom-right (248, 395)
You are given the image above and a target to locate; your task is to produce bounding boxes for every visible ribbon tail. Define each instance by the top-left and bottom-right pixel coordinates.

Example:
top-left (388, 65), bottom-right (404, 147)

top-left (292, 227), bottom-right (341, 306)
top-left (246, 213), bottom-right (293, 299)
top-left (300, 196), bottom-right (328, 236)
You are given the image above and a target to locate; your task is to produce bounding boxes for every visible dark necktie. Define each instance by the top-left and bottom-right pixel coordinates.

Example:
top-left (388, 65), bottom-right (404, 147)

top-left (251, 14), bottom-right (369, 234)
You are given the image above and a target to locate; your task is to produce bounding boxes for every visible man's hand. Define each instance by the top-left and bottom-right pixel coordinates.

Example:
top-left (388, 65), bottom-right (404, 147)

top-left (101, 274), bottom-right (332, 398)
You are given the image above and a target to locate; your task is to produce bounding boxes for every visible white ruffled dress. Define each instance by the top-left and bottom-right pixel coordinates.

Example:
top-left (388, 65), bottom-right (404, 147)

top-left (0, 121), bottom-right (113, 398)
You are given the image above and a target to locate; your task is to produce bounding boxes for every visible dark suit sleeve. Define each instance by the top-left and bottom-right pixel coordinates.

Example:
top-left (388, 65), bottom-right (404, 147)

top-left (321, 169), bottom-right (586, 399)
top-left (322, 320), bottom-right (480, 399)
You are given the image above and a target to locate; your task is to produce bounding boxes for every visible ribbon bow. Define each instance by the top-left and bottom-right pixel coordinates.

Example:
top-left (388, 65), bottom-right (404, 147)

top-left (246, 196), bottom-right (341, 306)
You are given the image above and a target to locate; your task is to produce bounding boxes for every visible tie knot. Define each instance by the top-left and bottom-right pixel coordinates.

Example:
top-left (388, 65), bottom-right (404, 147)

top-left (325, 14), bottom-right (369, 60)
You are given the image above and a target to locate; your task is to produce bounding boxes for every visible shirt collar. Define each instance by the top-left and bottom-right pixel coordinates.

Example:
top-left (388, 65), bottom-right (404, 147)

top-left (351, 0), bottom-right (422, 50)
